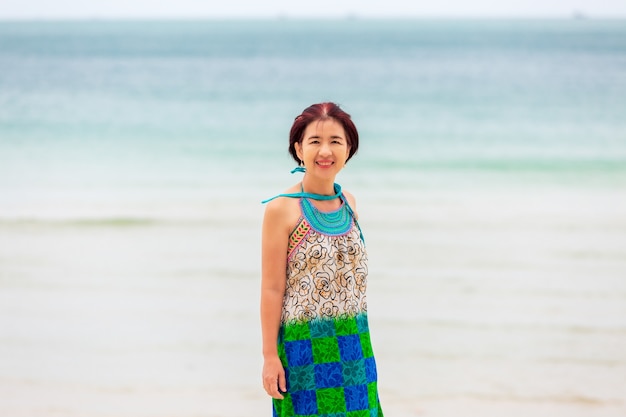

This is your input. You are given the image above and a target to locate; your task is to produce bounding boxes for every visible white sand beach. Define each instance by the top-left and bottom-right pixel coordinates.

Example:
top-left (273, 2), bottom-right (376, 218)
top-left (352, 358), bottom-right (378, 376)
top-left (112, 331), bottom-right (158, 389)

top-left (1, 181), bottom-right (625, 416)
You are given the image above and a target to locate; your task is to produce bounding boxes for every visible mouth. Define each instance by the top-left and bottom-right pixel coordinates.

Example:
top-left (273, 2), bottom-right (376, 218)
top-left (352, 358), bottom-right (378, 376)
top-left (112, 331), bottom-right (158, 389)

top-left (316, 161), bottom-right (334, 168)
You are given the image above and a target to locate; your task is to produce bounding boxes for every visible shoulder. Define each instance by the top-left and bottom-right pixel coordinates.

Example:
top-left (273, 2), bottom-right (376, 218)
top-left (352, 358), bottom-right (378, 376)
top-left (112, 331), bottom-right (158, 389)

top-left (264, 183), bottom-right (301, 211)
top-left (262, 184), bottom-right (302, 232)
top-left (341, 189), bottom-right (357, 208)
top-left (341, 189), bottom-right (359, 218)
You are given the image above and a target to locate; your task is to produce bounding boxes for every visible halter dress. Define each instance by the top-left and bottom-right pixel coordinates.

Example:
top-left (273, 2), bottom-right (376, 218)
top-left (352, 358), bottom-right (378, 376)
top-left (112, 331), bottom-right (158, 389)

top-left (265, 183), bottom-right (384, 417)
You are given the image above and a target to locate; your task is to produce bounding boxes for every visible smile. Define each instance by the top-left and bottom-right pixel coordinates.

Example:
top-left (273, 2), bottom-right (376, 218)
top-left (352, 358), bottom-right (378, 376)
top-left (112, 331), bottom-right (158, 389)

top-left (316, 161), bottom-right (334, 167)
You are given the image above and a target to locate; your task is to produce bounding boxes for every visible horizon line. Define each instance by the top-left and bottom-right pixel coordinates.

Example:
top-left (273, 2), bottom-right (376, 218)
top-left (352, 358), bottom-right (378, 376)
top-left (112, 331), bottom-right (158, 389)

top-left (1, 14), bottom-right (626, 22)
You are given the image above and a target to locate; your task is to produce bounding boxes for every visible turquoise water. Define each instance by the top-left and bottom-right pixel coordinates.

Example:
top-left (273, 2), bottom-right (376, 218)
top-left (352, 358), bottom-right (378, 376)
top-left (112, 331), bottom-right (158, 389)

top-left (1, 19), bottom-right (625, 417)
top-left (1, 19), bottom-right (625, 214)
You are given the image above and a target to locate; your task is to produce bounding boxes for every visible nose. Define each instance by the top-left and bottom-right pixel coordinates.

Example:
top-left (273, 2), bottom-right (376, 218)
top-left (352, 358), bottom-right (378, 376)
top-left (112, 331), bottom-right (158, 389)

top-left (319, 142), bottom-right (332, 157)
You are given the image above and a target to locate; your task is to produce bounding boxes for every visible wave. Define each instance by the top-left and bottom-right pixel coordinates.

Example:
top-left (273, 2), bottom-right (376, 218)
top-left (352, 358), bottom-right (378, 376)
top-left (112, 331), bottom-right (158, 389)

top-left (378, 317), bottom-right (626, 335)
top-left (416, 392), bottom-right (623, 406)
top-left (0, 217), bottom-right (227, 228)
top-left (371, 158), bottom-right (626, 174)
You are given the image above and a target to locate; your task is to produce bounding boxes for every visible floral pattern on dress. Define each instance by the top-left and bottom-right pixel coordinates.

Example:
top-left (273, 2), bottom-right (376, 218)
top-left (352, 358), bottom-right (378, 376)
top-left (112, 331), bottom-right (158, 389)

top-left (282, 224), bottom-right (368, 324)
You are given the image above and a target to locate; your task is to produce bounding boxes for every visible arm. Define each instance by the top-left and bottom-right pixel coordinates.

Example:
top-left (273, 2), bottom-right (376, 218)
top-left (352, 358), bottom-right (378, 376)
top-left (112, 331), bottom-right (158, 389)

top-left (260, 200), bottom-right (289, 399)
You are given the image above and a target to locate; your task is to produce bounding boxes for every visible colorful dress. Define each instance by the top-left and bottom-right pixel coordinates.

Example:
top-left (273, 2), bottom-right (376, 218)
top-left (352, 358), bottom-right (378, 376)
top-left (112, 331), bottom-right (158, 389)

top-left (273, 191), bottom-right (383, 417)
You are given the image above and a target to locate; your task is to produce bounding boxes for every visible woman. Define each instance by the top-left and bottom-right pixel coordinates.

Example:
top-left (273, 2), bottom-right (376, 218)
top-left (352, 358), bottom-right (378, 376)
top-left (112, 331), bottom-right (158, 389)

top-left (261, 102), bottom-right (383, 416)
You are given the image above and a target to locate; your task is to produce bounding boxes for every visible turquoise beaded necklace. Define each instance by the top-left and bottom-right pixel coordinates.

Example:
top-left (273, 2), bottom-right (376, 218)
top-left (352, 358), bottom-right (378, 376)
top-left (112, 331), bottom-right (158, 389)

top-left (299, 184), bottom-right (352, 236)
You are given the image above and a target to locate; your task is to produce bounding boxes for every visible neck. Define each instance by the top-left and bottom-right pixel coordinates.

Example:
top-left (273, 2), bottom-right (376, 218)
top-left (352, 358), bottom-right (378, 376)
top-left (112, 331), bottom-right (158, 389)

top-left (301, 175), bottom-right (336, 196)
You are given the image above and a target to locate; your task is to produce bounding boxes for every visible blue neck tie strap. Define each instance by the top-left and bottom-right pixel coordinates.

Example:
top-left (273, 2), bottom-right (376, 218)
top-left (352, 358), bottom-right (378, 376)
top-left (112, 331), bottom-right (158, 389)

top-left (261, 183), bottom-right (343, 204)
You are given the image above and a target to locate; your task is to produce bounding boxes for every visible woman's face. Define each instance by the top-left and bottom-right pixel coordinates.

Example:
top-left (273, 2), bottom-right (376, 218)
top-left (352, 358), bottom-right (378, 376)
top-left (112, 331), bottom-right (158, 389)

top-left (295, 118), bottom-right (350, 181)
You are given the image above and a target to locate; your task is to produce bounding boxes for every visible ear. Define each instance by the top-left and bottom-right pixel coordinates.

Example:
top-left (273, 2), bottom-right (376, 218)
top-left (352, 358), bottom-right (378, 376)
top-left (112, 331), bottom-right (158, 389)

top-left (294, 142), bottom-right (303, 162)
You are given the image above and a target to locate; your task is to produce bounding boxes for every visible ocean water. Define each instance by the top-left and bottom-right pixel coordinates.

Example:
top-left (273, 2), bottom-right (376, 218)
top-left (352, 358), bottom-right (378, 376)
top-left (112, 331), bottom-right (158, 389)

top-left (0, 19), bottom-right (625, 416)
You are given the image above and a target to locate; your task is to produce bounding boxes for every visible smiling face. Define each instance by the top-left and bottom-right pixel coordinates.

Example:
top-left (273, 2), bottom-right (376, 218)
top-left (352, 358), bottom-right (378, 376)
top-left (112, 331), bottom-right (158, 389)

top-left (294, 118), bottom-right (351, 181)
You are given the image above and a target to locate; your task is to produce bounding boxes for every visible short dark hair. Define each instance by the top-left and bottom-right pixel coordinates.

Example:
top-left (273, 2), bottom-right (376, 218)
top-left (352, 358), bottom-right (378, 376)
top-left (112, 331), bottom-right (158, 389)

top-left (288, 102), bottom-right (359, 164)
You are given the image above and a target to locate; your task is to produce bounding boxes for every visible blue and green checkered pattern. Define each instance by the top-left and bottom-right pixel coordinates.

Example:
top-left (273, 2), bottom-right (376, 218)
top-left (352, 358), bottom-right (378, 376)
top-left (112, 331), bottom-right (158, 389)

top-left (273, 313), bottom-right (383, 417)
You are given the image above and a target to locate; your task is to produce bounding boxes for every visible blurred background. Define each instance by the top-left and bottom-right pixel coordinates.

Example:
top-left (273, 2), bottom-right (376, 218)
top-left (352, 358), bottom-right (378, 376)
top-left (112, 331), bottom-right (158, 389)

top-left (1, 2), bottom-right (625, 416)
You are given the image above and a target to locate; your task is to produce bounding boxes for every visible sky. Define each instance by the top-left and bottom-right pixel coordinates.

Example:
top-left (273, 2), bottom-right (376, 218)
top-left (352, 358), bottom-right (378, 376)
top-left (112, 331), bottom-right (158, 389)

top-left (0, 0), bottom-right (625, 19)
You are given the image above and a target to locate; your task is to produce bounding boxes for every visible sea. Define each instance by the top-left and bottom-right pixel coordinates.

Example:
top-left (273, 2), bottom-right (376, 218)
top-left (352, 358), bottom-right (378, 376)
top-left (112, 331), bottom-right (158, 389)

top-left (0, 18), bottom-right (625, 417)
